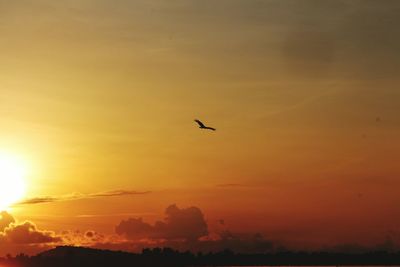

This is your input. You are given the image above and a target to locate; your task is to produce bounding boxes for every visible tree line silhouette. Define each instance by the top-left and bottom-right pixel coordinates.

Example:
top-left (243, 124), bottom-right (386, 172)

top-left (1, 246), bottom-right (400, 267)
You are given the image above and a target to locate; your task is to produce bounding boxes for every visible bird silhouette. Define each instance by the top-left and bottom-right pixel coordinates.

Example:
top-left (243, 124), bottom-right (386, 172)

top-left (194, 119), bottom-right (216, 131)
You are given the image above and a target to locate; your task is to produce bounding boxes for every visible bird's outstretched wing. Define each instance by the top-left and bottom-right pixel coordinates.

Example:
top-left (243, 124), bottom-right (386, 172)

top-left (194, 119), bottom-right (206, 128)
top-left (205, 127), bottom-right (216, 131)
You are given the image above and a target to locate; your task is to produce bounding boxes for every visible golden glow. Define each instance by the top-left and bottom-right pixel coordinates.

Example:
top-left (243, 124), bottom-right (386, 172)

top-left (0, 152), bottom-right (26, 211)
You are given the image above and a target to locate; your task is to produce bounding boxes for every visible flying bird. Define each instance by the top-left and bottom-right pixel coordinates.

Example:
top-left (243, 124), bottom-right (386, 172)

top-left (194, 119), bottom-right (216, 131)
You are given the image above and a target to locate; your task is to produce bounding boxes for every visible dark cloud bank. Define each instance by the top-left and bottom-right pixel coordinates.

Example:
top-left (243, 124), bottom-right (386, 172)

top-left (113, 204), bottom-right (275, 253)
top-left (116, 204), bottom-right (208, 242)
top-left (1, 204), bottom-right (397, 256)
top-left (0, 205), bottom-right (275, 256)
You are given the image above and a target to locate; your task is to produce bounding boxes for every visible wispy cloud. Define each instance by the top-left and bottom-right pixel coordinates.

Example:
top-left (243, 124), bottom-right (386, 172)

top-left (15, 190), bottom-right (151, 205)
top-left (216, 183), bottom-right (247, 188)
top-left (75, 212), bottom-right (157, 218)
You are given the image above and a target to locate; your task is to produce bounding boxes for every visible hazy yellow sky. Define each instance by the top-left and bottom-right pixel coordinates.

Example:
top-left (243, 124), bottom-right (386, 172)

top-left (1, 0), bottom-right (400, 255)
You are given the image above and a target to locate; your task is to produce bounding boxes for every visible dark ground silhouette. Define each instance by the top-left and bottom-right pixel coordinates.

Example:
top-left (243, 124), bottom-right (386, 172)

top-left (2, 246), bottom-right (400, 267)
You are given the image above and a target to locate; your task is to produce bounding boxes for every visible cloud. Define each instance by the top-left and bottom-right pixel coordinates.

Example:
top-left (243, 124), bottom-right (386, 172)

top-left (113, 204), bottom-right (277, 253)
top-left (216, 183), bottom-right (247, 188)
top-left (90, 190), bottom-right (150, 198)
top-left (116, 204), bottom-right (208, 242)
top-left (15, 190), bottom-right (151, 205)
top-left (95, 231), bottom-right (276, 254)
top-left (0, 212), bottom-right (61, 245)
top-left (0, 206), bottom-right (276, 255)
top-left (85, 230), bottom-right (95, 238)
top-left (58, 229), bottom-right (108, 247)
top-left (0, 211), bottom-right (15, 231)
top-left (1, 221), bottom-right (61, 244)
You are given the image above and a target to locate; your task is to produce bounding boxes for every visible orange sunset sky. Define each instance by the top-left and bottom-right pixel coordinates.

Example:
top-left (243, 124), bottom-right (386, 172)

top-left (1, 0), bottom-right (400, 256)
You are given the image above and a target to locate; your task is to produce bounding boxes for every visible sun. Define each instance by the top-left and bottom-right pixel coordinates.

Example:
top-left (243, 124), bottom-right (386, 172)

top-left (0, 152), bottom-right (27, 211)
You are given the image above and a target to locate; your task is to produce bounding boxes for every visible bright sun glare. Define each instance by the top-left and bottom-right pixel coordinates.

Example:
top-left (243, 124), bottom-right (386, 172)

top-left (0, 152), bottom-right (26, 211)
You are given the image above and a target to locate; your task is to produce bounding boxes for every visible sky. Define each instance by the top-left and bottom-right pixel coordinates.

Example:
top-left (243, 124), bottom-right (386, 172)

top-left (1, 0), bottom-right (400, 256)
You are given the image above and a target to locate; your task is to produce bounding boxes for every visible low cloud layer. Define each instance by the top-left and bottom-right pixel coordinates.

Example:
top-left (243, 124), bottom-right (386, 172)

top-left (113, 204), bottom-right (276, 253)
top-left (15, 190), bottom-right (150, 205)
top-left (216, 183), bottom-right (247, 188)
top-left (116, 204), bottom-right (208, 242)
top-left (0, 211), bottom-right (61, 245)
top-left (1, 221), bottom-right (61, 244)
top-left (3, 204), bottom-right (395, 256)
